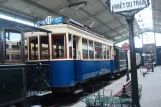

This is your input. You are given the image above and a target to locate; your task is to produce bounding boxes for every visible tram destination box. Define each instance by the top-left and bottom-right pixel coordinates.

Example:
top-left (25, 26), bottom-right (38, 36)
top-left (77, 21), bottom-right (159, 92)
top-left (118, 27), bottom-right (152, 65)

top-left (0, 65), bottom-right (25, 106)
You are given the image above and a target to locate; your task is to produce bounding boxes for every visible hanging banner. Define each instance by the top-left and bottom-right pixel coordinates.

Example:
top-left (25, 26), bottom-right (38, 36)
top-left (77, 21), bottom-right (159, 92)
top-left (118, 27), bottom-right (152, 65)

top-left (109, 0), bottom-right (149, 13)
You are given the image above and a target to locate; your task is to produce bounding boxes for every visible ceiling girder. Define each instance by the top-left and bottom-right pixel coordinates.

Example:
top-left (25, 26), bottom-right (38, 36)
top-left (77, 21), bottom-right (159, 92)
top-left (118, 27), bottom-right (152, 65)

top-left (101, 24), bottom-right (127, 35)
top-left (93, 16), bottom-right (123, 30)
top-left (21, 0), bottom-right (67, 20)
top-left (0, 6), bottom-right (35, 21)
top-left (0, 0), bottom-right (9, 5)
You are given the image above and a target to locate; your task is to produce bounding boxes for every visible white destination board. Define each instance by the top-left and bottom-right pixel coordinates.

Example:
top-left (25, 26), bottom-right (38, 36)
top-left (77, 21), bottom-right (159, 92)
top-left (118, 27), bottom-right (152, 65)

top-left (110, 0), bottom-right (149, 13)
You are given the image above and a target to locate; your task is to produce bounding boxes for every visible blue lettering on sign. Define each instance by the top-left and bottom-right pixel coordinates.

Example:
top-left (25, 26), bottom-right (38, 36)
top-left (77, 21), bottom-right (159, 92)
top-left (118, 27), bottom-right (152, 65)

top-left (37, 16), bottom-right (63, 27)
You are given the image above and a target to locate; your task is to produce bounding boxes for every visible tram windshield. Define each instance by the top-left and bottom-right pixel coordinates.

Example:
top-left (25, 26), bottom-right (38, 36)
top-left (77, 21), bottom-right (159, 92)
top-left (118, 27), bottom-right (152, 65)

top-left (29, 37), bottom-right (38, 60)
top-left (40, 36), bottom-right (49, 59)
top-left (52, 34), bottom-right (66, 59)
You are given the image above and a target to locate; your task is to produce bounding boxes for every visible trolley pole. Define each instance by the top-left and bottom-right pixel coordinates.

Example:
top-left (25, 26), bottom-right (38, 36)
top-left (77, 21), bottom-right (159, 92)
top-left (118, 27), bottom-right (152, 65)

top-left (126, 14), bottom-right (140, 107)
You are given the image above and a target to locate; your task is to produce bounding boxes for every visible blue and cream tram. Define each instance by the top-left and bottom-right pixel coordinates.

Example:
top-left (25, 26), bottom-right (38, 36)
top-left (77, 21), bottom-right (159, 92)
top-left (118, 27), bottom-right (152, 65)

top-left (0, 18), bottom-right (51, 107)
top-left (26, 17), bottom-right (114, 93)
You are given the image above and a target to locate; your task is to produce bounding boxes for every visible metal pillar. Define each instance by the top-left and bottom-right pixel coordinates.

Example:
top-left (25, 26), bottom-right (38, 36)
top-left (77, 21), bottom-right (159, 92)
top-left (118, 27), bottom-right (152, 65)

top-left (126, 14), bottom-right (140, 107)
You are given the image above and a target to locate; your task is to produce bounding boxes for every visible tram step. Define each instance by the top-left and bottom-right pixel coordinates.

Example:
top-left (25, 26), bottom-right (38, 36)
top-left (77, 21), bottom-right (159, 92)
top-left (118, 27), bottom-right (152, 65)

top-left (74, 89), bottom-right (83, 94)
top-left (27, 91), bottom-right (52, 97)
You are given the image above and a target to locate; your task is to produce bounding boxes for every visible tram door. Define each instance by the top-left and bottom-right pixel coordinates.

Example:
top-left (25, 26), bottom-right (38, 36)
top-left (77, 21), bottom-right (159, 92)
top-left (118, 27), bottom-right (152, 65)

top-left (73, 36), bottom-right (77, 59)
top-left (73, 36), bottom-right (77, 82)
top-left (73, 36), bottom-right (81, 82)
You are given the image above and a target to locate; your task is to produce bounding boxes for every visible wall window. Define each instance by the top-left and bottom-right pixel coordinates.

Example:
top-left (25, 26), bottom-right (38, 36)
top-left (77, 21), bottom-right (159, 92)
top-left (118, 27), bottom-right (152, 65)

top-left (40, 36), bottom-right (49, 59)
top-left (103, 44), bottom-right (106, 59)
top-left (95, 42), bottom-right (102, 59)
top-left (82, 38), bottom-right (88, 59)
top-left (52, 34), bottom-right (66, 59)
top-left (29, 37), bottom-right (38, 60)
top-left (5, 29), bottom-right (22, 61)
top-left (89, 40), bottom-right (94, 59)
top-left (68, 34), bottom-right (72, 58)
top-left (106, 46), bottom-right (110, 59)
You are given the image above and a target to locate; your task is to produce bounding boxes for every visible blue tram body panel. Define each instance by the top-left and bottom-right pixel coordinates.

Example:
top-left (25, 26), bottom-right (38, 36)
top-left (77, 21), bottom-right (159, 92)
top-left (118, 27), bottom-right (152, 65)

top-left (46, 59), bottom-right (114, 87)
top-left (49, 60), bottom-right (75, 87)
top-left (110, 60), bottom-right (115, 73)
top-left (81, 60), bottom-right (111, 80)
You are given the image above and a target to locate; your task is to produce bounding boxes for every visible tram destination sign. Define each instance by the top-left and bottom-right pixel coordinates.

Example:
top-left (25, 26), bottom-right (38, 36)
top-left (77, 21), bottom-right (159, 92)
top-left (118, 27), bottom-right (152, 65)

top-left (109, 0), bottom-right (149, 13)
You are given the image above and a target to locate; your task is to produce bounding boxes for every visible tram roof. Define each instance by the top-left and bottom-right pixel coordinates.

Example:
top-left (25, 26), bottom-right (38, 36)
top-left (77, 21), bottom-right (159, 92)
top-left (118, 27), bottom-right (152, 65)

top-left (0, 0), bottom-right (160, 43)
top-left (0, 18), bottom-right (51, 33)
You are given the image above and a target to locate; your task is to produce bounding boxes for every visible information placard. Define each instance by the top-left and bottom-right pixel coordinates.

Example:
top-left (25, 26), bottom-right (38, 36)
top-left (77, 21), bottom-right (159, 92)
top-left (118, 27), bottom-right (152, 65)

top-left (110, 0), bottom-right (149, 13)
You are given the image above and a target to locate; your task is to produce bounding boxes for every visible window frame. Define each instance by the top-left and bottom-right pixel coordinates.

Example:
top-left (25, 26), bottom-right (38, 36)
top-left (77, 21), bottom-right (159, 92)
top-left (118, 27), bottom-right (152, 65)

top-left (29, 36), bottom-right (39, 60)
top-left (4, 28), bottom-right (24, 63)
top-left (39, 35), bottom-right (50, 60)
top-left (94, 41), bottom-right (103, 59)
top-left (106, 45), bottom-right (110, 59)
top-left (88, 40), bottom-right (94, 59)
top-left (102, 44), bottom-right (107, 60)
top-left (82, 38), bottom-right (88, 59)
top-left (68, 34), bottom-right (73, 59)
top-left (51, 33), bottom-right (67, 59)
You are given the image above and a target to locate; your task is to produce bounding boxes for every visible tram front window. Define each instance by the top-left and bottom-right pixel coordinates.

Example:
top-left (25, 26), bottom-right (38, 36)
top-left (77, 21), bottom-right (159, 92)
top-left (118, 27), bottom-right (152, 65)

top-left (29, 37), bottom-right (38, 60)
top-left (40, 36), bottom-right (49, 59)
top-left (52, 34), bottom-right (66, 59)
top-left (5, 29), bottom-right (22, 62)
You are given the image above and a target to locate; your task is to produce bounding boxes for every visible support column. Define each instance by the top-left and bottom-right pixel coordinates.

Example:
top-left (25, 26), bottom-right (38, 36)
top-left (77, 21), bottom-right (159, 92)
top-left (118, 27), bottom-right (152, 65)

top-left (126, 15), bottom-right (140, 107)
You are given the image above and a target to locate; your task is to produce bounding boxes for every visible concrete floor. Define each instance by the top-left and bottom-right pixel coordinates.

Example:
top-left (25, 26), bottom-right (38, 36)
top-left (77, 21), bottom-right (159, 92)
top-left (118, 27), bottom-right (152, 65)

top-left (139, 66), bottom-right (161, 107)
top-left (71, 66), bottom-right (161, 107)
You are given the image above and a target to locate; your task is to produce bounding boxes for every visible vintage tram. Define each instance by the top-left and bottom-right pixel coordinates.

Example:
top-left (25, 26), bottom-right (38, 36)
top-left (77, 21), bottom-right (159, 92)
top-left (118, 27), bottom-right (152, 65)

top-left (25, 17), bottom-right (114, 93)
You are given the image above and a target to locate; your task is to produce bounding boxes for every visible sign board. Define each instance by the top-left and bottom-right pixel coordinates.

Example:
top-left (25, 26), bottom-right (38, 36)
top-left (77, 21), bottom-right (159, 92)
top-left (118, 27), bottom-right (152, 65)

top-left (122, 43), bottom-right (130, 50)
top-left (109, 0), bottom-right (149, 13)
top-left (37, 16), bottom-right (63, 27)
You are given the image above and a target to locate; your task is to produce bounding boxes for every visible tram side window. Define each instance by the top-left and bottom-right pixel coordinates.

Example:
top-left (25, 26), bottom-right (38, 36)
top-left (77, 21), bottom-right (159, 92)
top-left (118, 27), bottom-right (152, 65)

top-left (68, 34), bottom-right (72, 58)
top-left (89, 40), bottom-right (94, 59)
top-left (52, 34), bottom-right (66, 59)
top-left (119, 52), bottom-right (126, 60)
top-left (40, 36), bottom-right (49, 59)
top-left (95, 42), bottom-right (103, 59)
top-left (5, 29), bottom-right (22, 61)
top-left (25, 39), bottom-right (28, 61)
top-left (103, 44), bottom-right (106, 59)
top-left (82, 38), bottom-right (88, 59)
top-left (29, 37), bottom-right (38, 60)
top-left (106, 45), bottom-right (110, 59)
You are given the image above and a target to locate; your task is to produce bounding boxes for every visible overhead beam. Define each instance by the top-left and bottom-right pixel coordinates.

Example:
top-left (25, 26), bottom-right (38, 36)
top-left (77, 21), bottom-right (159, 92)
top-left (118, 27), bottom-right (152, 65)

top-left (101, 24), bottom-right (127, 35)
top-left (92, 16), bottom-right (123, 30)
top-left (77, 7), bottom-right (124, 38)
top-left (0, 6), bottom-right (35, 21)
top-left (21, 0), bottom-right (68, 21)
top-left (0, 0), bottom-right (10, 5)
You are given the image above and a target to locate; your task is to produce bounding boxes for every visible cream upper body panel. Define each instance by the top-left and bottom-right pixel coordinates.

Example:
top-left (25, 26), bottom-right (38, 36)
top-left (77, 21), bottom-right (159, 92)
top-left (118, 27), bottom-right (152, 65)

top-left (39, 24), bottom-right (113, 46)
